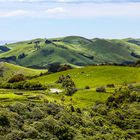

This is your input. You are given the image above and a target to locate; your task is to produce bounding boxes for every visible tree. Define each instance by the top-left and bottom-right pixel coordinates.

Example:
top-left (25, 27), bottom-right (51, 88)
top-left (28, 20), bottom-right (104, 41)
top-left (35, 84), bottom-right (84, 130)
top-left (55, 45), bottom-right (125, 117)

top-left (34, 40), bottom-right (41, 50)
top-left (8, 74), bottom-right (26, 83)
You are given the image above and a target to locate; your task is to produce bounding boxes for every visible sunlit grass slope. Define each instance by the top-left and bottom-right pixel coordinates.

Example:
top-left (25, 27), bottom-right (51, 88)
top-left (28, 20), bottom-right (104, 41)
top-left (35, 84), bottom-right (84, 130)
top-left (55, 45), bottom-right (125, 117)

top-left (32, 66), bottom-right (140, 88)
top-left (0, 62), bottom-right (46, 82)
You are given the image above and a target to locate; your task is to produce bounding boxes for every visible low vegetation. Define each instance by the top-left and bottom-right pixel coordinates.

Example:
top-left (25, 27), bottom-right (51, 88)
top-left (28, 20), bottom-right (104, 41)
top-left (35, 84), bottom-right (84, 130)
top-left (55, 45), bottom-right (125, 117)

top-left (0, 87), bottom-right (139, 140)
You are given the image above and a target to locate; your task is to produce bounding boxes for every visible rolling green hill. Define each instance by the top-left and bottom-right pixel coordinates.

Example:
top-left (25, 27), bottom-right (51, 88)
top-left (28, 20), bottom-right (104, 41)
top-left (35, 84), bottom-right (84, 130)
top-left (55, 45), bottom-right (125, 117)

top-left (0, 36), bottom-right (140, 68)
top-left (0, 62), bottom-right (46, 82)
top-left (31, 65), bottom-right (140, 88)
top-left (23, 65), bottom-right (140, 107)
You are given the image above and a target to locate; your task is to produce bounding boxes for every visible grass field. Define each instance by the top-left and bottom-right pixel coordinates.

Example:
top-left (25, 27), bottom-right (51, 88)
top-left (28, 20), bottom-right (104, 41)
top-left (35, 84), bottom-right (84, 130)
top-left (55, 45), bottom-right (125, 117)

top-left (0, 66), bottom-right (140, 108)
top-left (31, 66), bottom-right (140, 88)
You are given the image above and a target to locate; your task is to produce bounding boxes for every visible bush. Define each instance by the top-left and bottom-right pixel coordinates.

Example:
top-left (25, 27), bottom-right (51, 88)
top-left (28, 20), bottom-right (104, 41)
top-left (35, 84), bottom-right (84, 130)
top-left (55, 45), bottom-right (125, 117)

top-left (56, 75), bottom-right (77, 96)
top-left (6, 130), bottom-right (25, 140)
top-left (24, 126), bottom-right (38, 139)
top-left (66, 87), bottom-right (77, 96)
top-left (128, 84), bottom-right (134, 89)
top-left (0, 115), bottom-right (10, 127)
top-left (30, 107), bottom-right (44, 120)
top-left (106, 84), bottom-right (115, 88)
top-left (96, 87), bottom-right (106, 93)
top-left (85, 86), bottom-right (90, 89)
top-left (8, 74), bottom-right (26, 83)
top-left (48, 63), bottom-right (72, 73)
top-left (2, 81), bottom-right (47, 90)
top-left (18, 53), bottom-right (26, 59)
top-left (23, 81), bottom-right (46, 90)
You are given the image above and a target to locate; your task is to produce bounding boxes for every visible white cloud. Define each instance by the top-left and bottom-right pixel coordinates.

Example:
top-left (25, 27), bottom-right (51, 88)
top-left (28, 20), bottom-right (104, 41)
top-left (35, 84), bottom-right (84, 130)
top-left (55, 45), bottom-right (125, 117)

top-left (46, 7), bottom-right (66, 14)
top-left (0, 7), bottom-right (67, 18)
top-left (0, 3), bottom-right (140, 19)
top-left (0, 10), bottom-right (29, 17)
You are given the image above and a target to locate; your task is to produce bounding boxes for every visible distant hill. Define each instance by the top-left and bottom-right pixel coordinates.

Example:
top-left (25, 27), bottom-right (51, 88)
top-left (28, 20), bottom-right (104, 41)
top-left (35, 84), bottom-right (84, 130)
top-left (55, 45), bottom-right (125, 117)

top-left (0, 36), bottom-right (140, 68)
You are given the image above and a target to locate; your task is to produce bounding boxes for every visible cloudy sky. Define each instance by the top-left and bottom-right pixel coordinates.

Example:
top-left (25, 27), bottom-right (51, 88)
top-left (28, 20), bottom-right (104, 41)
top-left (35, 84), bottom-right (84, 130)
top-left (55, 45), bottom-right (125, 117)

top-left (0, 0), bottom-right (140, 41)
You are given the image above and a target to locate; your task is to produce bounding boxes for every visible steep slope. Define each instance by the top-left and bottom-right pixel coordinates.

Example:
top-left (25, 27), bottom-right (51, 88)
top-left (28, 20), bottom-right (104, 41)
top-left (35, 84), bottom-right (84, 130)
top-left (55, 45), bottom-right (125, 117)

top-left (0, 36), bottom-right (140, 68)
top-left (0, 62), bottom-right (46, 82)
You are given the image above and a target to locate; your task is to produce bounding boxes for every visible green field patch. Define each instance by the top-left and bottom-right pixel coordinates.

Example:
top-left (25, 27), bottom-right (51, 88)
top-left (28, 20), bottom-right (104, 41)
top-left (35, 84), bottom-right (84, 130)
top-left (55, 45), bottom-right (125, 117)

top-left (31, 66), bottom-right (140, 88)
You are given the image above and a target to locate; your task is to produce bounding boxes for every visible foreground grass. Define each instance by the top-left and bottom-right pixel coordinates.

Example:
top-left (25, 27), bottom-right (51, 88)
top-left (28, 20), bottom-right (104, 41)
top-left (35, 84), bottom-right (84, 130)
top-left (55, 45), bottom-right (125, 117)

top-left (0, 88), bottom-right (111, 108)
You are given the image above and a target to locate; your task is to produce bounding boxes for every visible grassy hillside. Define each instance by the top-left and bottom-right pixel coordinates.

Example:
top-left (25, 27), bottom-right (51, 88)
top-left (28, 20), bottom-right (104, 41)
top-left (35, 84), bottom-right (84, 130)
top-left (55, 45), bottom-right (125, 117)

top-left (0, 36), bottom-right (140, 68)
top-left (31, 66), bottom-right (140, 88)
top-left (16, 65), bottom-right (139, 107)
top-left (1, 66), bottom-right (140, 108)
top-left (0, 62), bottom-right (46, 82)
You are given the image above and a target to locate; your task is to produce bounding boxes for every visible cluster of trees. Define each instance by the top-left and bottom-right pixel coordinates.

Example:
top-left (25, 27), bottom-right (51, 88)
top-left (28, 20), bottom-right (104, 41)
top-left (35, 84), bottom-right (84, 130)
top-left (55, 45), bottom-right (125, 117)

top-left (8, 74), bottom-right (26, 83)
top-left (34, 40), bottom-right (41, 50)
top-left (90, 59), bottom-right (140, 67)
top-left (56, 75), bottom-right (77, 95)
top-left (0, 88), bottom-right (140, 140)
top-left (1, 81), bottom-right (46, 90)
top-left (0, 74), bottom-right (47, 90)
top-left (48, 63), bottom-right (72, 73)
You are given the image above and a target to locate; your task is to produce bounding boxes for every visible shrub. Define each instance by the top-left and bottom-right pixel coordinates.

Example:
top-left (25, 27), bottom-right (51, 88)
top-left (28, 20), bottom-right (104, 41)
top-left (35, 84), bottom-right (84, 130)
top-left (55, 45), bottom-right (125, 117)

top-left (23, 81), bottom-right (46, 90)
top-left (85, 86), bottom-right (90, 89)
top-left (0, 68), bottom-right (4, 77)
top-left (66, 87), bottom-right (77, 96)
top-left (76, 108), bottom-right (82, 114)
top-left (30, 107), bottom-right (44, 120)
top-left (136, 60), bottom-right (140, 65)
top-left (0, 115), bottom-right (10, 127)
top-left (48, 63), bottom-right (72, 73)
top-left (48, 63), bottom-right (61, 73)
top-left (128, 84), bottom-right (134, 89)
top-left (106, 84), bottom-right (115, 88)
top-left (57, 64), bottom-right (72, 72)
top-left (6, 130), bottom-right (25, 140)
top-left (24, 126), bottom-right (38, 139)
top-left (18, 53), bottom-right (26, 59)
top-left (31, 122), bottom-right (45, 132)
top-left (70, 106), bottom-right (75, 112)
top-left (3, 81), bottom-right (47, 90)
top-left (8, 74), bottom-right (26, 83)
top-left (96, 87), bottom-right (106, 93)
top-left (56, 75), bottom-right (77, 96)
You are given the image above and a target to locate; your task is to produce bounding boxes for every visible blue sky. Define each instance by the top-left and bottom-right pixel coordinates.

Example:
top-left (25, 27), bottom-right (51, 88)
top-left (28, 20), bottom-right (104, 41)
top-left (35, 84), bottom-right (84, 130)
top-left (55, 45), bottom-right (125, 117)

top-left (0, 0), bottom-right (140, 41)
